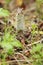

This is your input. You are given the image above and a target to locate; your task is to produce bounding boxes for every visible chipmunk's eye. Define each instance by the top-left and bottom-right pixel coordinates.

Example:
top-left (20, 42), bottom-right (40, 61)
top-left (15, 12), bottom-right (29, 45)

top-left (0, 3), bottom-right (3, 8)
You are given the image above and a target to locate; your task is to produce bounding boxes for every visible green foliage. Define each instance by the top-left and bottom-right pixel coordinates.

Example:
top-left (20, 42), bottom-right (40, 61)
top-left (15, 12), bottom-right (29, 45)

top-left (30, 43), bottom-right (43, 65)
top-left (2, 62), bottom-right (7, 65)
top-left (31, 44), bottom-right (43, 53)
top-left (0, 8), bottom-right (10, 17)
top-left (32, 60), bottom-right (43, 65)
top-left (32, 24), bottom-right (37, 30)
top-left (0, 30), bottom-right (23, 65)
top-left (31, 24), bottom-right (38, 36)
top-left (0, 53), bottom-right (7, 65)
top-left (0, 32), bottom-right (23, 55)
top-left (36, 0), bottom-right (43, 4)
top-left (36, 0), bottom-right (43, 19)
top-left (5, 0), bottom-right (11, 4)
top-left (36, 0), bottom-right (43, 12)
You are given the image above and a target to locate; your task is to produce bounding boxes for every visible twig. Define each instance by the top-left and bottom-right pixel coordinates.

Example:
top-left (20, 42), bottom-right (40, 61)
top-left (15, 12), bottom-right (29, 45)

top-left (15, 52), bottom-right (31, 64)
top-left (14, 56), bottom-right (20, 65)
top-left (0, 59), bottom-right (43, 65)
top-left (27, 39), bottom-right (43, 47)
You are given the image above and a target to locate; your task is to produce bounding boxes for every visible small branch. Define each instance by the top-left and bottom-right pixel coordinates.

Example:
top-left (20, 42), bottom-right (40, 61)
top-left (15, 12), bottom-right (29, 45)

top-left (28, 39), bottom-right (43, 47)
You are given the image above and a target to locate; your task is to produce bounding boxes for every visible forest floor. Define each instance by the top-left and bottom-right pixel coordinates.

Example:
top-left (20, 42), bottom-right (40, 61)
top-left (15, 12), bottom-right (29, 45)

top-left (0, 1), bottom-right (43, 65)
